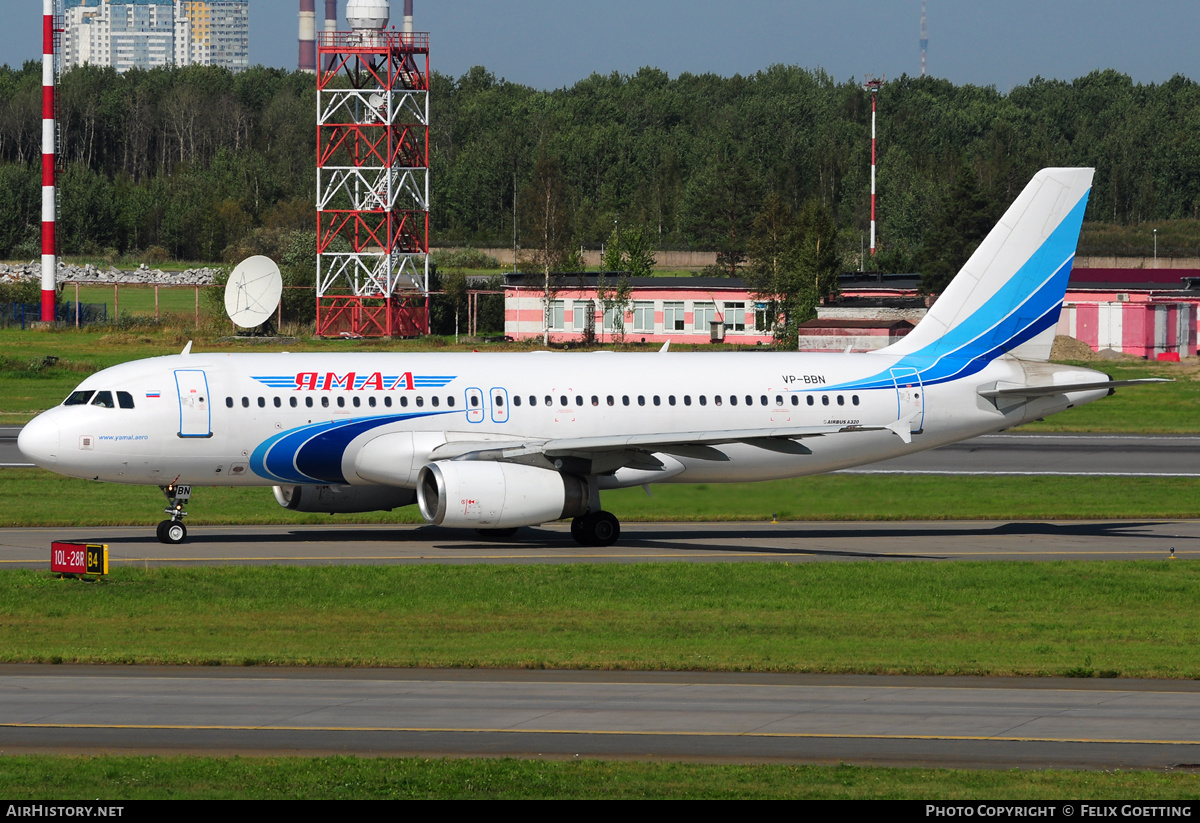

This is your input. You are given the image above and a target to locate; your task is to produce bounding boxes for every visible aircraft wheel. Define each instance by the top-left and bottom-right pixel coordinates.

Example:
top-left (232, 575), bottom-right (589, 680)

top-left (475, 527), bottom-right (518, 539)
top-left (576, 511), bottom-right (620, 547)
top-left (570, 516), bottom-right (587, 545)
top-left (157, 520), bottom-right (187, 545)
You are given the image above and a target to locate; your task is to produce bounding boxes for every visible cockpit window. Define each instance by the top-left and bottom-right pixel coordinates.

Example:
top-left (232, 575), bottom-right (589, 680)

top-left (91, 391), bottom-right (114, 408)
top-left (64, 390), bottom-right (95, 406)
top-left (117, 391), bottom-right (135, 409)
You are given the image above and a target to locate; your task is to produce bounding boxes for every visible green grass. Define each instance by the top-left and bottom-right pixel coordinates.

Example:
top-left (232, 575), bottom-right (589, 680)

top-left (69, 284), bottom-right (210, 319)
top-left (3, 469), bottom-right (1199, 526)
top-left (0, 562), bottom-right (1196, 676)
top-left (0, 756), bottom-right (1197, 799)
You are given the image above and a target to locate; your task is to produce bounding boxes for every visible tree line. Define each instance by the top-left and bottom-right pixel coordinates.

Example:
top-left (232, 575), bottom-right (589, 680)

top-left (0, 60), bottom-right (1197, 278)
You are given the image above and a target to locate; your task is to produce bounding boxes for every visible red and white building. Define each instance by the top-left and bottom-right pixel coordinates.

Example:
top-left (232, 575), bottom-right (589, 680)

top-left (503, 268), bottom-right (1200, 358)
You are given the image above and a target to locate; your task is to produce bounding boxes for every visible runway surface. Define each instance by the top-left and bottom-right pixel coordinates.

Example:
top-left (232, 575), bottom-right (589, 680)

top-left (5, 430), bottom-right (1200, 475)
top-left (0, 519), bottom-right (1195, 567)
top-left (4, 427), bottom-right (1198, 770)
top-left (1, 666), bottom-right (1198, 769)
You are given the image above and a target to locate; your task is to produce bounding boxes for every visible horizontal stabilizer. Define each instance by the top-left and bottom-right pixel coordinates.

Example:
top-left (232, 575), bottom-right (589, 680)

top-left (978, 378), bottom-right (1171, 399)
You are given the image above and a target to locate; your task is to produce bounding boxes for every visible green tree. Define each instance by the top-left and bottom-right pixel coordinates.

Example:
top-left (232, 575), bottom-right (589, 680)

top-left (916, 166), bottom-right (1001, 294)
top-left (745, 195), bottom-right (839, 347)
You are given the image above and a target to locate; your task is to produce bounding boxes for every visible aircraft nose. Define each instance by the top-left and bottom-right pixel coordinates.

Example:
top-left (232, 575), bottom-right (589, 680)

top-left (17, 415), bottom-right (59, 467)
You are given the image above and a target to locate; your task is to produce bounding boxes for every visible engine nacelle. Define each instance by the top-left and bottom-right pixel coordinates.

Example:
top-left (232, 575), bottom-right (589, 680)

top-left (417, 462), bottom-right (589, 529)
top-left (273, 484), bottom-right (416, 514)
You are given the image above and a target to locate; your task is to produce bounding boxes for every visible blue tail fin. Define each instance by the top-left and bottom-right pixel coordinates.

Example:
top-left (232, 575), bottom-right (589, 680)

top-left (883, 167), bottom-right (1094, 365)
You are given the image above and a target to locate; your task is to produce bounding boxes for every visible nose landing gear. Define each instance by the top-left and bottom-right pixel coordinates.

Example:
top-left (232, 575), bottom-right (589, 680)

top-left (157, 483), bottom-right (191, 544)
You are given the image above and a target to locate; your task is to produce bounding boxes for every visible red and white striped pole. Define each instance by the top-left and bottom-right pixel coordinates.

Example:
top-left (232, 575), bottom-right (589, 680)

top-left (865, 77), bottom-right (883, 257)
top-left (41, 0), bottom-right (56, 322)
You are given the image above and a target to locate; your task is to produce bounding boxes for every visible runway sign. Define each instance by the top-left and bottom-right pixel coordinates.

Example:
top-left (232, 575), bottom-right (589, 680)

top-left (51, 542), bottom-right (108, 576)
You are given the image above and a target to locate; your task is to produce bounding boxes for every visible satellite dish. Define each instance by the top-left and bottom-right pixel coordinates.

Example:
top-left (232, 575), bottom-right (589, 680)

top-left (225, 256), bottom-right (282, 329)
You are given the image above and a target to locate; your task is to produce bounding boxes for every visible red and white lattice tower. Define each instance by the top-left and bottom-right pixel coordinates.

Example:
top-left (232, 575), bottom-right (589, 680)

top-left (315, 0), bottom-right (429, 337)
top-left (41, 0), bottom-right (59, 322)
top-left (864, 76), bottom-right (884, 257)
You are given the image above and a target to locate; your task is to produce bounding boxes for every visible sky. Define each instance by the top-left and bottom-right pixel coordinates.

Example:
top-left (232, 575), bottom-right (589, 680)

top-left (6, 1), bottom-right (1200, 91)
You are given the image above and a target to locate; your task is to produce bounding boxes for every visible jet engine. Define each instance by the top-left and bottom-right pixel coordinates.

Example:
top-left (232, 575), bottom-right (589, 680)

top-left (417, 461), bottom-right (589, 529)
top-left (273, 484), bottom-right (416, 514)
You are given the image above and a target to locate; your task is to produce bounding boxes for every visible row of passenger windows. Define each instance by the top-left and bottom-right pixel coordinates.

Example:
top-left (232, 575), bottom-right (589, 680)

top-left (224, 393), bottom-right (862, 410)
top-left (63, 389), bottom-right (135, 409)
top-left (511, 393), bottom-right (861, 408)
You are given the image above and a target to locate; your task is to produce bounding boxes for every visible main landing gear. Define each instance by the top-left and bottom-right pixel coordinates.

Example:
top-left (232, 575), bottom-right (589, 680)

top-left (157, 482), bottom-right (191, 544)
top-left (571, 511), bottom-right (620, 547)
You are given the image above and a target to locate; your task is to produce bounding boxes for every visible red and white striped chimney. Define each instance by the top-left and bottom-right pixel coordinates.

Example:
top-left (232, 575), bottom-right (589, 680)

top-left (299, 0), bottom-right (316, 73)
top-left (323, 0), bottom-right (337, 71)
top-left (41, 0), bottom-right (56, 322)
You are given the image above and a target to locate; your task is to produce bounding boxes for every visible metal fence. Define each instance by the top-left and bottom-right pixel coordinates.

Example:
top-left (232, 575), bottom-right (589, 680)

top-left (0, 302), bottom-right (107, 329)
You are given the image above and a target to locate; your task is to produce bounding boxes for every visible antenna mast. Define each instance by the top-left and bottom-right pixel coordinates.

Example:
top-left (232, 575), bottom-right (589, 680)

top-left (920, 0), bottom-right (928, 77)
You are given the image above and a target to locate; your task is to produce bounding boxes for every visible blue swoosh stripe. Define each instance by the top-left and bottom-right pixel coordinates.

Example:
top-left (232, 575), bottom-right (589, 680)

top-left (250, 411), bottom-right (456, 484)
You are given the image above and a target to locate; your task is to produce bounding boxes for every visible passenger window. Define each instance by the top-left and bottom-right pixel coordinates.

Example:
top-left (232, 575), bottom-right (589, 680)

top-left (669, 396), bottom-right (676, 406)
top-left (730, 396), bottom-right (737, 406)
top-left (400, 396), bottom-right (408, 407)
top-left (761, 395), bottom-right (768, 406)
top-left (432, 396), bottom-right (439, 407)
top-left (336, 396), bottom-right (345, 408)
top-left (560, 395), bottom-right (568, 406)
top-left (416, 396), bottom-right (424, 407)
top-left (514, 396), bottom-right (522, 406)
top-left (638, 396), bottom-right (645, 406)
top-left (790, 395), bottom-right (799, 406)
top-left (448, 396), bottom-right (455, 407)
top-left (852, 395), bottom-right (860, 406)
top-left (321, 397), bottom-right (329, 408)
top-left (699, 396), bottom-right (706, 406)
top-left (307, 397), bottom-right (314, 408)
top-left (822, 396), bottom-right (829, 406)
top-left (545, 395), bottom-right (552, 406)
top-left (274, 397), bottom-right (282, 408)
top-left (746, 395), bottom-right (754, 406)
top-left (653, 396), bottom-right (661, 406)
top-left (775, 395), bottom-right (783, 406)
top-left (225, 397), bottom-right (233, 408)
top-left (471, 395), bottom-right (480, 407)
top-left (607, 396), bottom-right (614, 406)
top-left (257, 397), bottom-right (266, 408)
top-left (117, 391), bottom-right (135, 409)
top-left (837, 395), bottom-right (845, 406)
top-left (242, 397), bottom-right (250, 408)
top-left (715, 395), bottom-right (722, 406)
top-left (352, 396), bottom-right (361, 408)
top-left (591, 396), bottom-right (599, 406)
top-left (383, 396), bottom-right (391, 407)
top-left (683, 395), bottom-right (691, 406)
top-left (622, 396), bottom-right (630, 406)
top-left (91, 391), bottom-right (114, 408)
top-left (575, 396), bottom-right (583, 406)
top-left (64, 390), bottom-right (95, 406)
top-left (807, 395), bottom-right (814, 406)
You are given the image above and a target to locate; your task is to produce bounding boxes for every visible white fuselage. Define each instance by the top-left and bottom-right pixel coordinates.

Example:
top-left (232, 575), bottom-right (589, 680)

top-left (18, 349), bottom-right (1110, 490)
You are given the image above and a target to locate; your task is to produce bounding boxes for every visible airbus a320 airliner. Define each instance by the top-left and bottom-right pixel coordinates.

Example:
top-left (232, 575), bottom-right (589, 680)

top-left (18, 168), bottom-right (1156, 546)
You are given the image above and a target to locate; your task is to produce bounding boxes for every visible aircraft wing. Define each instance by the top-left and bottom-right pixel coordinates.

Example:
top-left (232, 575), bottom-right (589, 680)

top-left (428, 423), bottom-right (891, 472)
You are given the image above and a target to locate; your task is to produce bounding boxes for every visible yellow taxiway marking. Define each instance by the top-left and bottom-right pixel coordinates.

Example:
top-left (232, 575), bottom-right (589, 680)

top-left (2, 722), bottom-right (1197, 747)
top-left (0, 552), bottom-right (816, 563)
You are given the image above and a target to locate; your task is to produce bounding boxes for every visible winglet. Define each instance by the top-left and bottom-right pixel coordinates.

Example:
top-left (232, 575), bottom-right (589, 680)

top-left (659, 340), bottom-right (670, 353)
top-left (181, 341), bottom-right (193, 356)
